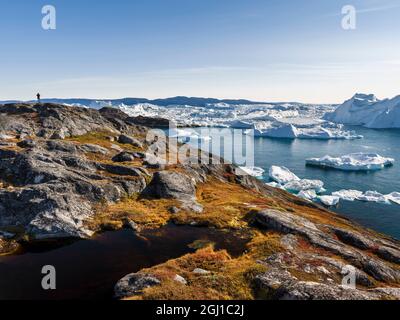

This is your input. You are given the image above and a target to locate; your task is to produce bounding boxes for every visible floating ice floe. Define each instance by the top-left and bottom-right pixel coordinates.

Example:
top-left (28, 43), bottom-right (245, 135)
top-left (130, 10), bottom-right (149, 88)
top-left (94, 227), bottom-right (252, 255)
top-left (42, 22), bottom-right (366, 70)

top-left (265, 181), bottom-right (284, 189)
top-left (356, 191), bottom-right (389, 204)
top-left (237, 166), bottom-right (265, 178)
top-left (306, 153), bottom-right (395, 171)
top-left (318, 195), bottom-right (340, 206)
top-left (283, 179), bottom-right (325, 193)
top-left (169, 128), bottom-right (211, 142)
top-left (269, 165), bottom-right (300, 184)
top-left (298, 190), bottom-right (318, 201)
top-left (331, 189), bottom-right (364, 201)
top-left (385, 192), bottom-right (400, 205)
top-left (251, 124), bottom-right (362, 140)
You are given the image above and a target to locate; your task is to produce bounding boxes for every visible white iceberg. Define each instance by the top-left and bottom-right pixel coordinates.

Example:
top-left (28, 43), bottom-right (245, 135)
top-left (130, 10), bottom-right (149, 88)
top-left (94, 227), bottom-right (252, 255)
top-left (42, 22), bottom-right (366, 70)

top-left (257, 124), bottom-right (299, 138)
top-left (283, 179), bottom-right (325, 193)
top-left (238, 166), bottom-right (265, 178)
top-left (269, 166), bottom-right (300, 184)
top-left (265, 181), bottom-right (284, 189)
top-left (325, 93), bottom-right (400, 129)
top-left (306, 153), bottom-right (395, 171)
top-left (332, 190), bottom-right (364, 201)
top-left (356, 191), bottom-right (390, 204)
top-left (252, 123), bottom-right (361, 140)
top-left (318, 195), bottom-right (340, 206)
top-left (297, 190), bottom-right (318, 201)
top-left (384, 192), bottom-right (400, 205)
top-left (227, 120), bottom-right (255, 129)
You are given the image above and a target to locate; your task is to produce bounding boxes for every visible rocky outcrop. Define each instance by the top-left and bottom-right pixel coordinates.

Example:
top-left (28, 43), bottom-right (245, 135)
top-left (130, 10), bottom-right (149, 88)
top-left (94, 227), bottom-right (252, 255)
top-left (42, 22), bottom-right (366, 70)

top-left (0, 103), bottom-right (120, 138)
top-left (114, 273), bottom-right (161, 299)
top-left (253, 268), bottom-right (380, 300)
top-left (142, 171), bottom-right (203, 213)
top-left (0, 103), bottom-right (150, 240)
top-left (254, 209), bottom-right (400, 284)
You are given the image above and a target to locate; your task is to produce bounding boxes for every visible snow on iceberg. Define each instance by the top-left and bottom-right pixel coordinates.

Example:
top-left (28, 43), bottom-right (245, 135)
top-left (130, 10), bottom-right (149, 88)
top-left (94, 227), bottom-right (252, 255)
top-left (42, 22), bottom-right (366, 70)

top-left (255, 124), bottom-right (299, 138)
top-left (237, 166), bottom-right (265, 178)
top-left (356, 191), bottom-right (390, 204)
top-left (306, 153), bottom-right (395, 171)
top-left (269, 166), bottom-right (300, 184)
top-left (251, 124), bottom-right (362, 140)
top-left (283, 179), bottom-right (325, 193)
top-left (385, 192), bottom-right (400, 205)
top-left (297, 189), bottom-right (318, 201)
top-left (332, 190), bottom-right (364, 201)
top-left (318, 195), bottom-right (340, 206)
top-left (325, 93), bottom-right (400, 129)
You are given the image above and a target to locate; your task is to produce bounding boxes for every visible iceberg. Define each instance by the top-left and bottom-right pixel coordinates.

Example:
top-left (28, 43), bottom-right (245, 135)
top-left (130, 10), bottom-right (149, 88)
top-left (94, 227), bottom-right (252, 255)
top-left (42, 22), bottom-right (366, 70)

top-left (269, 166), bottom-right (300, 184)
top-left (265, 181), bottom-right (284, 189)
top-left (297, 190), bottom-right (318, 201)
top-left (318, 195), bottom-right (340, 206)
top-left (237, 166), bottom-right (265, 178)
top-left (325, 93), bottom-right (400, 129)
top-left (257, 124), bottom-right (299, 138)
top-left (356, 191), bottom-right (390, 204)
top-left (306, 153), bottom-right (395, 171)
top-left (252, 124), bottom-right (362, 140)
top-left (283, 179), bottom-right (325, 193)
top-left (384, 192), bottom-right (400, 205)
top-left (332, 189), bottom-right (363, 201)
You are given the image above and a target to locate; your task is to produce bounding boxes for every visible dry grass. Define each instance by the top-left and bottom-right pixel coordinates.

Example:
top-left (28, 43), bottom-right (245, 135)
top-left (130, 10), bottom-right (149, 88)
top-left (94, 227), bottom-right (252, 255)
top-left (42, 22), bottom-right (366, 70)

top-left (129, 246), bottom-right (268, 300)
top-left (172, 178), bottom-right (278, 229)
top-left (89, 194), bottom-right (180, 231)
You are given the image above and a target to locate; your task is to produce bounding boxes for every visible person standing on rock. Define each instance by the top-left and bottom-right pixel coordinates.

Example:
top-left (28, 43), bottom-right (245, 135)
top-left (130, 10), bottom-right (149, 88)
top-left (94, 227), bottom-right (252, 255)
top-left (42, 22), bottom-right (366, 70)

top-left (36, 93), bottom-right (41, 103)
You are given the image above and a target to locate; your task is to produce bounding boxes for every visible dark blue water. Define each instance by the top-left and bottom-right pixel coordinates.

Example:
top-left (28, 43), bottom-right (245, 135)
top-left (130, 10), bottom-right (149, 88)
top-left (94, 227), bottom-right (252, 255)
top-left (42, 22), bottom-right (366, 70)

top-left (253, 126), bottom-right (400, 240)
top-left (187, 126), bottom-right (400, 239)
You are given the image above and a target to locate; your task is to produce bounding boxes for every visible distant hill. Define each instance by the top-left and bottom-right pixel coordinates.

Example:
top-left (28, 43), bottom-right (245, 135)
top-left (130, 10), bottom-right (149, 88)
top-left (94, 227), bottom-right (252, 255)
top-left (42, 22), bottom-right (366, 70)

top-left (0, 96), bottom-right (267, 108)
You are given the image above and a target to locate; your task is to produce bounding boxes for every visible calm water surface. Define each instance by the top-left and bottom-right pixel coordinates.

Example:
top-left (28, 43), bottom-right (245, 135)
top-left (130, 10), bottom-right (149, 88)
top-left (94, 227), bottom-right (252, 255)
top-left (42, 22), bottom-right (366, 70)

top-left (191, 126), bottom-right (400, 239)
top-left (0, 226), bottom-right (248, 300)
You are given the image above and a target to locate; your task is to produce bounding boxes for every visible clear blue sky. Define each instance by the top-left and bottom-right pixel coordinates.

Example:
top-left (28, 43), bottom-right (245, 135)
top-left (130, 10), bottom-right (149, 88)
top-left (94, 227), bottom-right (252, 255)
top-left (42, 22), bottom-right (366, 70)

top-left (1, 0), bottom-right (399, 103)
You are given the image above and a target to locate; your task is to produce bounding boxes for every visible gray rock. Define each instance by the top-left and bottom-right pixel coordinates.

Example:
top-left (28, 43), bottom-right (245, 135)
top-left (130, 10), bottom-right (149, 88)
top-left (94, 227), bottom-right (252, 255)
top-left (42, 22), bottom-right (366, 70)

top-left (376, 246), bottom-right (400, 264)
top-left (332, 227), bottom-right (374, 250)
top-left (17, 139), bottom-right (36, 149)
top-left (118, 135), bottom-right (143, 148)
top-left (143, 153), bottom-right (166, 169)
top-left (174, 275), bottom-right (187, 285)
top-left (253, 268), bottom-right (380, 300)
top-left (254, 209), bottom-right (400, 284)
top-left (193, 268), bottom-right (210, 275)
top-left (78, 144), bottom-right (109, 155)
top-left (114, 273), bottom-right (160, 299)
top-left (142, 171), bottom-right (203, 213)
top-left (112, 152), bottom-right (136, 163)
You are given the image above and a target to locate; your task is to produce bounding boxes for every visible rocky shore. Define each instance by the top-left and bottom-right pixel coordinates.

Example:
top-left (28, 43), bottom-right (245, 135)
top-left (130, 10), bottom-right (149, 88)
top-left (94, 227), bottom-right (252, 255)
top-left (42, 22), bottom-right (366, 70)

top-left (0, 103), bottom-right (399, 300)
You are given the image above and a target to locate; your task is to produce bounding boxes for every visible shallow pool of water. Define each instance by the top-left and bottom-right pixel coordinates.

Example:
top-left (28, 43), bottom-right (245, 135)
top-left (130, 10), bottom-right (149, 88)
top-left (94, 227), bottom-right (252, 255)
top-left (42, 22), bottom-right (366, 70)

top-left (0, 225), bottom-right (249, 300)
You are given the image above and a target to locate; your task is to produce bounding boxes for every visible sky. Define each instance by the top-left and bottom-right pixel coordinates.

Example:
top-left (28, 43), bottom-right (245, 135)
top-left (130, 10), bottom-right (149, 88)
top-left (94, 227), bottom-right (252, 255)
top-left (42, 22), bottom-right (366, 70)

top-left (0, 0), bottom-right (399, 103)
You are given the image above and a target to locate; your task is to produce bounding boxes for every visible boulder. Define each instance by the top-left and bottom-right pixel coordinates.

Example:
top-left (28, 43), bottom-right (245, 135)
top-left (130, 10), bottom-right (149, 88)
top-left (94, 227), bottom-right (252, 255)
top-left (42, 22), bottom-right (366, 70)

top-left (118, 135), bottom-right (143, 148)
top-left (114, 273), bottom-right (160, 299)
top-left (112, 152), bottom-right (136, 163)
top-left (142, 171), bottom-right (203, 213)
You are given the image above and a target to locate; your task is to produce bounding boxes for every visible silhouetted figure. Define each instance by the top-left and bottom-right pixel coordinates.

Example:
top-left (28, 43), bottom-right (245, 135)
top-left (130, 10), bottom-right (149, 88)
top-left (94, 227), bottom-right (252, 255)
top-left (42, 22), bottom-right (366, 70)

top-left (36, 93), bottom-right (41, 103)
